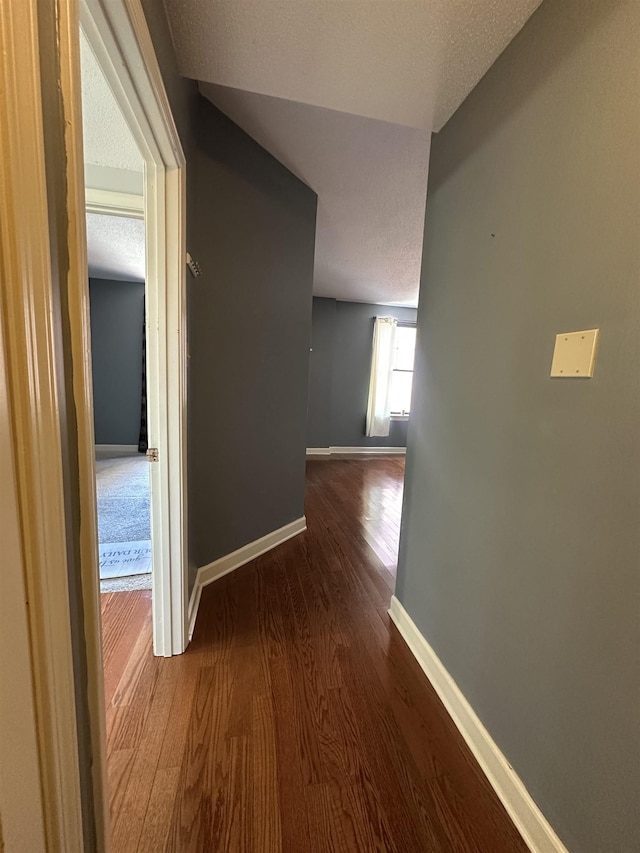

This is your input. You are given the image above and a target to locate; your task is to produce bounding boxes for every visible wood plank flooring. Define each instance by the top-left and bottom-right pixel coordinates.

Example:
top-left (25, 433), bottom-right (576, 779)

top-left (102, 458), bottom-right (528, 852)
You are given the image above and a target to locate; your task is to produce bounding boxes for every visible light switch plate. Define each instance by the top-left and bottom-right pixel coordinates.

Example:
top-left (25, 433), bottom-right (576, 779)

top-left (550, 329), bottom-right (599, 378)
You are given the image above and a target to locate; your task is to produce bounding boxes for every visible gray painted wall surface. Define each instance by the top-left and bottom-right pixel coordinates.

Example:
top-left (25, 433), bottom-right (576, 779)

top-left (188, 101), bottom-right (316, 576)
top-left (142, 3), bottom-right (317, 587)
top-left (308, 297), bottom-right (417, 448)
top-left (88, 278), bottom-right (144, 446)
top-left (307, 297), bottom-right (336, 448)
top-left (396, 2), bottom-right (640, 851)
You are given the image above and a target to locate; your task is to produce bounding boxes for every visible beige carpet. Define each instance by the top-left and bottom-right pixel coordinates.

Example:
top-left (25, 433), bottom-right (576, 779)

top-left (96, 455), bottom-right (152, 590)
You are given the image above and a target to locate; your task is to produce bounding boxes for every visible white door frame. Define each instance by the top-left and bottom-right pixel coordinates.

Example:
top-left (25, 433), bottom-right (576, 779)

top-left (0, 334), bottom-right (50, 851)
top-left (81, 0), bottom-right (188, 658)
top-left (85, 186), bottom-right (145, 218)
top-left (0, 0), bottom-right (187, 847)
top-left (0, 2), bottom-right (86, 847)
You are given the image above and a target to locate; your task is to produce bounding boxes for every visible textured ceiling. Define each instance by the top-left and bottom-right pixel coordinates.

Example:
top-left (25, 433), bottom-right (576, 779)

top-left (164, 0), bottom-right (542, 131)
top-left (81, 29), bottom-right (145, 282)
top-left (80, 28), bottom-right (143, 175)
top-left (86, 213), bottom-right (146, 282)
top-left (201, 84), bottom-right (430, 305)
top-left (166, 0), bottom-right (542, 305)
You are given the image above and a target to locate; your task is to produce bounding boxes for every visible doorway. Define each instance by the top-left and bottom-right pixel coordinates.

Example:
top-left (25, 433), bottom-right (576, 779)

top-left (90, 268), bottom-right (152, 590)
top-left (0, 0), bottom-right (187, 844)
top-left (80, 34), bottom-right (153, 589)
top-left (80, 0), bottom-right (188, 657)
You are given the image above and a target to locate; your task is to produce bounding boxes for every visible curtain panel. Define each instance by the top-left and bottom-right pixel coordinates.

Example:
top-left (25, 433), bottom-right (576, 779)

top-left (366, 316), bottom-right (397, 437)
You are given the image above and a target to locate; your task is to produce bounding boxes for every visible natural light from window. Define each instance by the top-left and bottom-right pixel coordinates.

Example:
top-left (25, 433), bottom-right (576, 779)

top-left (390, 325), bottom-right (416, 416)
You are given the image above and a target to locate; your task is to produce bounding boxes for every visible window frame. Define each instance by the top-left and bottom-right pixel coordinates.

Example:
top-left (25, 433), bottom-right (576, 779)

top-left (390, 320), bottom-right (417, 419)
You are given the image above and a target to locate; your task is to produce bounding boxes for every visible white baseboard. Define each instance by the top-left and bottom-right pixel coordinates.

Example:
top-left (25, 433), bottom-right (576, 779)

top-left (332, 446), bottom-right (406, 455)
top-left (95, 444), bottom-right (140, 459)
top-left (388, 595), bottom-right (569, 853)
top-left (307, 446), bottom-right (406, 456)
top-left (187, 516), bottom-right (307, 641)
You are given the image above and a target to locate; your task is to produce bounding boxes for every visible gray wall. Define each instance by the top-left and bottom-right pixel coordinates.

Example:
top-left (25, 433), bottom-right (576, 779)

top-left (396, 2), bottom-right (640, 852)
top-left (88, 278), bottom-right (144, 446)
top-left (188, 101), bottom-right (316, 574)
top-left (141, 1), bottom-right (317, 584)
top-left (308, 297), bottom-right (417, 448)
top-left (307, 297), bottom-right (336, 448)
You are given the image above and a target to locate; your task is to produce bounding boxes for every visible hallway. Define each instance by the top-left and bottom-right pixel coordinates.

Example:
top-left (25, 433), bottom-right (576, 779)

top-left (102, 458), bottom-right (526, 851)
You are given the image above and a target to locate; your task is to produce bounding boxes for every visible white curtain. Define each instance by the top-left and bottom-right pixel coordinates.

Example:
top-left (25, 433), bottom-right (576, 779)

top-left (366, 317), bottom-right (397, 437)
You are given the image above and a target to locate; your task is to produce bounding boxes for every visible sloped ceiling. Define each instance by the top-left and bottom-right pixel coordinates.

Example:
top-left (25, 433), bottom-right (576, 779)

top-left (165, 0), bottom-right (543, 304)
top-left (163, 0), bottom-right (543, 131)
top-left (80, 29), bottom-right (143, 179)
top-left (200, 84), bottom-right (430, 305)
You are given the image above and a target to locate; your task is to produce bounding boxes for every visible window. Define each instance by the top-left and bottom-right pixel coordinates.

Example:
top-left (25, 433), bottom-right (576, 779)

top-left (389, 324), bottom-right (416, 417)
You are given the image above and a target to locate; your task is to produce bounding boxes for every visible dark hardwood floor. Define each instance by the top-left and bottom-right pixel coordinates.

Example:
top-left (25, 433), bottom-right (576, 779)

top-left (102, 457), bottom-right (527, 852)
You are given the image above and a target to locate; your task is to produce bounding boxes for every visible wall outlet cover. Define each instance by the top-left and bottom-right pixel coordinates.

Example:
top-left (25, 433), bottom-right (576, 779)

top-left (550, 329), bottom-right (599, 378)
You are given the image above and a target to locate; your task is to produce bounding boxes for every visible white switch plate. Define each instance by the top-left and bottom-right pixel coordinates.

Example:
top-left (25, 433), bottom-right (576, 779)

top-left (550, 329), bottom-right (599, 378)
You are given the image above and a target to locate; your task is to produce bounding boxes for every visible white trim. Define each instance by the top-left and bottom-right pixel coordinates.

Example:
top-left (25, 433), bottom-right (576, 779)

top-left (81, 0), bottom-right (188, 658)
top-left (0, 206), bottom-right (48, 853)
top-left (188, 516), bottom-right (307, 640)
top-left (0, 2), bottom-right (85, 847)
top-left (85, 186), bottom-right (144, 218)
top-left (188, 583), bottom-right (204, 642)
top-left (95, 443), bottom-right (140, 458)
top-left (56, 4), bottom-right (110, 845)
top-left (307, 446), bottom-right (407, 456)
top-left (332, 446), bottom-right (406, 455)
top-left (61, 0), bottom-right (187, 843)
top-left (388, 596), bottom-right (569, 853)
